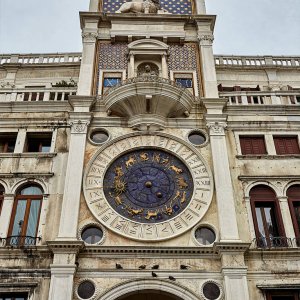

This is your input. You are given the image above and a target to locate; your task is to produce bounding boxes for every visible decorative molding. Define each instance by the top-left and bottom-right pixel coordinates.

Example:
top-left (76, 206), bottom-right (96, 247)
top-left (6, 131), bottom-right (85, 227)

top-left (200, 280), bottom-right (224, 300)
top-left (206, 122), bottom-right (227, 136)
top-left (78, 221), bottom-right (106, 246)
top-left (198, 34), bottom-right (214, 46)
top-left (70, 120), bottom-right (90, 134)
top-left (81, 32), bottom-right (98, 43)
top-left (75, 278), bottom-right (100, 300)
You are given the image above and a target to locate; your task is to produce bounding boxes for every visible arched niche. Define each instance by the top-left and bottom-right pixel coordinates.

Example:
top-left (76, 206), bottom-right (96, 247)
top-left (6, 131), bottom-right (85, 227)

top-left (127, 39), bottom-right (169, 78)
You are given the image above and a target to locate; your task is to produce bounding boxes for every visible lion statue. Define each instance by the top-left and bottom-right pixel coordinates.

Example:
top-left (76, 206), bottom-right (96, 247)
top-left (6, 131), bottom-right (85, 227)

top-left (116, 0), bottom-right (160, 14)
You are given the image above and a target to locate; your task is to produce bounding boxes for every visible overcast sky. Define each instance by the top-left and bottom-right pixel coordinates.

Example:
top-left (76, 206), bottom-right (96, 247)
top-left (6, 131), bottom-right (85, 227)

top-left (0, 0), bottom-right (299, 55)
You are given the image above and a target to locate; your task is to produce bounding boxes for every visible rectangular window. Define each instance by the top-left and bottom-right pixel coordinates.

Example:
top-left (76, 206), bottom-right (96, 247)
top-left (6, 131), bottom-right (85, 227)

top-left (266, 291), bottom-right (299, 300)
top-left (240, 136), bottom-right (267, 155)
top-left (174, 73), bottom-right (195, 95)
top-left (0, 134), bottom-right (17, 153)
top-left (24, 133), bottom-right (52, 153)
top-left (274, 136), bottom-right (300, 155)
top-left (0, 293), bottom-right (28, 300)
top-left (103, 78), bottom-right (121, 87)
top-left (102, 72), bottom-right (122, 95)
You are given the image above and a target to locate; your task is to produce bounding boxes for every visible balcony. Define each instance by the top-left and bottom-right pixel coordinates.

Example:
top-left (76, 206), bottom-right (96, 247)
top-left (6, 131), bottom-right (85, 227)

top-left (103, 76), bottom-right (197, 128)
top-left (0, 87), bottom-right (77, 102)
top-left (220, 90), bottom-right (300, 106)
top-left (0, 235), bottom-right (41, 248)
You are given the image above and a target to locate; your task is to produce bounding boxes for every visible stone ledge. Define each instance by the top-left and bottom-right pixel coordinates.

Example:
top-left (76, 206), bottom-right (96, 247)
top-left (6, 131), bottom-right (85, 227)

top-left (236, 154), bottom-right (300, 160)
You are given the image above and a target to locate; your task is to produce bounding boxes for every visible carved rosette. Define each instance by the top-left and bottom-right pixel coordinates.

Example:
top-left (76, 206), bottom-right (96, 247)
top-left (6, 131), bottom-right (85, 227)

top-left (206, 122), bottom-right (227, 136)
top-left (83, 133), bottom-right (214, 241)
top-left (70, 120), bottom-right (90, 134)
top-left (198, 34), bottom-right (214, 46)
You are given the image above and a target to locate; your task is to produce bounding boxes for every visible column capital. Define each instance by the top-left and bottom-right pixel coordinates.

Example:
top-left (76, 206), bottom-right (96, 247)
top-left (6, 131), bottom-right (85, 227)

top-left (69, 119), bottom-right (90, 134)
top-left (207, 121), bottom-right (227, 136)
top-left (198, 34), bottom-right (214, 46)
top-left (81, 31), bottom-right (98, 43)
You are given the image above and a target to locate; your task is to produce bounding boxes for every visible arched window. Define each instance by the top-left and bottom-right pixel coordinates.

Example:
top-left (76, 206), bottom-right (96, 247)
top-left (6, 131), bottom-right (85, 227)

top-left (287, 185), bottom-right (300, 245)
top-left (250, 185), bottom-right (286, 248)
top-left (0, 184), bottom-right (4, 215)
top-left (8, 184), bottom-right (43, 246)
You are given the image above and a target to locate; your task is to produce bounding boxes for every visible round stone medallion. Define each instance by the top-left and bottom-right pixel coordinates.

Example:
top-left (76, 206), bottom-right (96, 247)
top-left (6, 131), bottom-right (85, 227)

top-left (83, 133), bottom-right (213, 241)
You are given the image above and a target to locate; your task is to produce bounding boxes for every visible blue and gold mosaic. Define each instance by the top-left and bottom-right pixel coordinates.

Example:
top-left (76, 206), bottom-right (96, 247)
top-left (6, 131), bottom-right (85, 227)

top-left (102, 0), bottom-right (192, 14)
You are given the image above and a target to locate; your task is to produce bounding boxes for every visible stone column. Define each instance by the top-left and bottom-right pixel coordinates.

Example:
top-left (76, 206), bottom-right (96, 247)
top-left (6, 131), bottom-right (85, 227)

top-left (197, 31), bottom-right (219, 98)
top-left (161, 54), bottom-right (168, 79)
top-left (278, 196), bottom-right (296, 245)
top-left (56, 97), bottom-right (95, 240)
top-left (0, 194), bottom-right (14, 239)
top-left (77, 28), bottom-right (98, 96)
top-left (195, 0), bottom-right (206, 14)
top-left (203, 99), bottom-right (240, 241)
top-left (48, 242), bottom-right (83, 300)
top-left (128, 54), bottom-right (135, 78)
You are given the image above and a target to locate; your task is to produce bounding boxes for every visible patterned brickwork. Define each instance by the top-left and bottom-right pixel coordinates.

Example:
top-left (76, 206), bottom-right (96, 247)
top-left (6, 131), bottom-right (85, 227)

top-left (168, 43), bottom-right (198, 70)
top-left (98, 43), bottom-right (128, 70)
top-left (102, 0), bottom-right (192, 14)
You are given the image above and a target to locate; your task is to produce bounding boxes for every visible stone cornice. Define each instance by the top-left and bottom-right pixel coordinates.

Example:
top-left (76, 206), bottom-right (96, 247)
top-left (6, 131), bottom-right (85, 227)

top-left (47, 241), bottom-right (84, 254)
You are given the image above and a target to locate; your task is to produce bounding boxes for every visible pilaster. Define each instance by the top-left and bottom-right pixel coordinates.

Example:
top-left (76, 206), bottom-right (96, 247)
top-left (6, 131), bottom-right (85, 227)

top-left (89, 0), bottom-right (99, 11)
top-left (0, 194), bottom-right (14, 238)
top-left (56, 96), bottom-right (95, 241)
top-left (48, 241), bottom-right (84, 300)
top-left (77, 23), bottom-right (98, 95)
top-left (197, 27), bottom-right (219, 98)
top-left (278, 196), bottom-right (296, 244)
top-left (214, 243), bottom-right (251, 300)
top-left (203, 99), bottom-right (240, 241)
top-left (195, 0), bottom-right (206, 14)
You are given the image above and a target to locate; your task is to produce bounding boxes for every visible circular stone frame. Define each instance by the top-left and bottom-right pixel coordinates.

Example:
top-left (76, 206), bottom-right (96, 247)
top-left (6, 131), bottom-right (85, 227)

top-left (200, 280), bottom-right (224, 300)
top-left (75, 279), bottom-right (99, 300)
top-left (186, 129), bottom-right (209, 148)
top-left (192, 223), bottom-right (218, 247)
top-left (88, 128), bottom-right (110, 146)
top-left (78, 222), bottom-right (106, 246)
top-left (83, 132), bottom-right (214, 241)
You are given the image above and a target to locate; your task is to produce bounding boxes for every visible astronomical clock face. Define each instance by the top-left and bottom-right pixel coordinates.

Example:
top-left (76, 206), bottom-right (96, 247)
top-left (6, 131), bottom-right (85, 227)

top-left (84, 133), bottom-right (213, 241)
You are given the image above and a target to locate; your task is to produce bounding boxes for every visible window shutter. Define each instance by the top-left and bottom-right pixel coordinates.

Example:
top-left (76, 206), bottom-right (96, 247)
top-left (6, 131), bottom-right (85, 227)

top-left (240, 136), bottom-right (266, 155)
top-left (274, 136), bottom-right (300, 154)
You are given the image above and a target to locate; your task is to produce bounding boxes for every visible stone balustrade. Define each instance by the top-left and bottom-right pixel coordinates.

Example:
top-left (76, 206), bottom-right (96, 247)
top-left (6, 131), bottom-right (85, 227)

top-left (215, 55), bottom-right (300, 68)
top-left (0, 53), bottom-right (82, 65)
top-left (0, 87), bottom-right (77, 102)
top-left (220, 91), bottom-right (300, 105)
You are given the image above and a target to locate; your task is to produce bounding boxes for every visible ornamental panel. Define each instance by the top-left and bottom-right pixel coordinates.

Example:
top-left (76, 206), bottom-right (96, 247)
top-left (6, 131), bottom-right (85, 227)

top-left (83, 133), bottom-right (213, 241)
top-left (102, 0), bottom-right (192, 14)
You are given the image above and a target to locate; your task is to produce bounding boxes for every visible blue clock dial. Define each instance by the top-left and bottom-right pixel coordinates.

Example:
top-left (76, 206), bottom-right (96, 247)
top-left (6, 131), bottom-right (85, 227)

top-left (103, 149), bottom-right (194, 223)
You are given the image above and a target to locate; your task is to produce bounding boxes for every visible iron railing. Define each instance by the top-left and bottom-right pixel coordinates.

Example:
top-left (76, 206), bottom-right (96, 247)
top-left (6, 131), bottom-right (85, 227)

top-left (252, 237), bottom-right (293, 249)
top-left (0, 235), bottom-right (41, 247)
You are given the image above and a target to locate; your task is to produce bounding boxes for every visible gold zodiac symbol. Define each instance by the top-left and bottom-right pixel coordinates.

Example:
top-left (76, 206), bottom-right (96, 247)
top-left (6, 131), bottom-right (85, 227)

top-left (115, 166), bottom-right (123, 178)
top-left (153, 153), bottom-right (160, 163)
top-left (126, 206), bottom-right (144, 216)
top-left (125, 155), bottom-right (136, 168)
top-left (177, 177), bottom-right (188, 189)
top-left (173, 190), bottom-right (181, 201)
top-left (164, 205), bottom-right (173, 215)
top-left (169, 165), bottom-right (183, 174)
top-left (110, 192), bottom-right (123, 206)
top-left (140, 152), bottom-right (149, 161)
top-left (145, 210), bottom-right (158, 220)
top-left (181, 191), bottom-right (187, 204)
top-left (161, 157), bottom-right (169, 165)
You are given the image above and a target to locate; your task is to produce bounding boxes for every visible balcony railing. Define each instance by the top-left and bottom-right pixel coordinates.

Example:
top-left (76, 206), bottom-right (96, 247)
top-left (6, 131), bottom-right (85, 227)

top-left (252, 237), bottom-right (293, 249)
top-left (103, 76), bottom-right (193, 98)
top-left (0, 87), bottom-right (77, 102)
top-left (0, 235), bottom-right (41, 248)
top-left (0, 53), bottom-right (82, 65)
top-left (215, 55), bottom-right (300, 68)
top-left (220, 91), bottom-right (300, 106)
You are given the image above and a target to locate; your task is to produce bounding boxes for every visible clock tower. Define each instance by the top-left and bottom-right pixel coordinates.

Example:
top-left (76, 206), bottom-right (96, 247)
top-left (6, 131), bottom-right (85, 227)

top-left (48, 0), bottom-right (250, 299)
